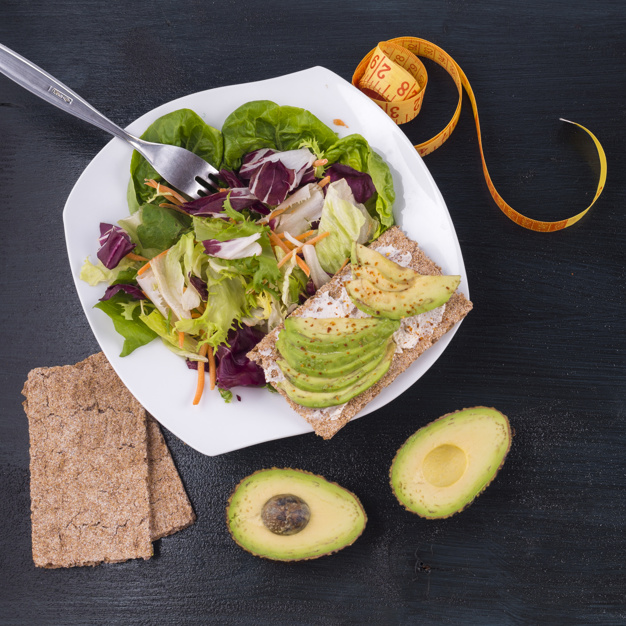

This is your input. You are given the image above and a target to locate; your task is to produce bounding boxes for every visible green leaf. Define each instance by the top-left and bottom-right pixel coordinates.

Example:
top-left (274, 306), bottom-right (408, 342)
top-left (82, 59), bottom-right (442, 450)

top-left (129, 109), bottom-right (223, 207)
top-left (218, 388), bottom-right (233, 403)
top-left (80, 257), bottom-right (136, 286)
top-left (94, 296), bottom-right (158, 357)
top-left (222, 101), bottom-right (338, 170)
top-left (135, 203), bottom-right (191, 255)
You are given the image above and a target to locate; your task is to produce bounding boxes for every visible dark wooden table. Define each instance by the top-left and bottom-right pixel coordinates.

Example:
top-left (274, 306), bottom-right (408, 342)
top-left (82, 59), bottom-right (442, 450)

top-left (1, 1), bottom-right (624, 623)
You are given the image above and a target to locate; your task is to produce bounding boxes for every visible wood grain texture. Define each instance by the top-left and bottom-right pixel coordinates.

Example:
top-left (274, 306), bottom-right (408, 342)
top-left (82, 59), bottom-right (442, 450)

top-left (1, 0), bottom-right (625, 623)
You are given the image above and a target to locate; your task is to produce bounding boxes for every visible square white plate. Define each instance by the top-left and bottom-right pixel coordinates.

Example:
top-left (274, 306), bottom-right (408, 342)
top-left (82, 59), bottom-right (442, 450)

top-left (63, 66), bottom-right (468, 456)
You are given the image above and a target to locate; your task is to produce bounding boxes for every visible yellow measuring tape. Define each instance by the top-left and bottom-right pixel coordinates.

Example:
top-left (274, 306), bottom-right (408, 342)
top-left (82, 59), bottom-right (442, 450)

top-left (353, 37), bottom-right (607, 232)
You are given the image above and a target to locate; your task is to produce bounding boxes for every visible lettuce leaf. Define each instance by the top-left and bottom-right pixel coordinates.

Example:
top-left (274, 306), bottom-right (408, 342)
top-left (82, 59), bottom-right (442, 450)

top-left (222, 101), bottom-right (338, 170)
top-left (80, 256), bottom-right (136, 286)
top-left (324, 134), bottom-right (395, 234)
top-left (134, 204), bottom-right (191, 256)
top-left (315, 180), bottom-right (377, 274)
top-left (94, 295), bottom-right (158, 357)
top-left (129, 109), bottom-right (223, 208)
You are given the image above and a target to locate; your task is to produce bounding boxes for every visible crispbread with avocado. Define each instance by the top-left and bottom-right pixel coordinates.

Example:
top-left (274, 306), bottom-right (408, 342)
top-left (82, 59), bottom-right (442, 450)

top-left (247, 227), bottom-right (473, 439)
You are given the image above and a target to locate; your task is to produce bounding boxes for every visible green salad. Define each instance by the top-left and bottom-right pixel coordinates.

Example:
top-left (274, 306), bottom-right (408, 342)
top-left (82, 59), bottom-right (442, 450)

top-left (80, 101), bottom-right (395, 403)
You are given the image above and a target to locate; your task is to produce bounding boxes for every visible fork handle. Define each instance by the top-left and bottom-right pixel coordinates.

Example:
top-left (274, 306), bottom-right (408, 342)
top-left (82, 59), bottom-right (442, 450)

top-left (0, 43), bottom-right (140, 146)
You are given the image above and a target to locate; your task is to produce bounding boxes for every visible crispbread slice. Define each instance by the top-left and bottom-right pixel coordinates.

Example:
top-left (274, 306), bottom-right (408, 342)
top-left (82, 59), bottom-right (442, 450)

top-left (23, 353), bottom-right (153, 568)
top-left (248, 227), bottom-right (473, 439)
top-left (146, 415), bottom-right (196, 540)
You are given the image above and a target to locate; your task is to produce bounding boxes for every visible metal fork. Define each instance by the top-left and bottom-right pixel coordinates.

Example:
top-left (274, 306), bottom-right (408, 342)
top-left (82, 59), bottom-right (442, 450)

top-left (0, 44), bottom-right (220, 199)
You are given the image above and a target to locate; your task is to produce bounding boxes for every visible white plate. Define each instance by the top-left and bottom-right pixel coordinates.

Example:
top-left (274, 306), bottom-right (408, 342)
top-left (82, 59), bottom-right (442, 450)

top-left (63, 66), bottom-right (468, 456)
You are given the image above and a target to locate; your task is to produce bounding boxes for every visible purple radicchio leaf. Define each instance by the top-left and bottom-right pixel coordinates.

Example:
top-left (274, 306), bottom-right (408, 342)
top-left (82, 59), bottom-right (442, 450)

top-left (239, 148), bottom-right (276, 179)
top-left (186, 359), bottom-right (198, 370)
top-left (188, 274), bottom-right (208, 301)
top-left (327, 163), bottom-right (376, 204)
top-left (97, 223), bottom-right (135, 270)
top-left (202, 233), bottom-right (262, 259)
top-left (219, 168), bottom-right (245, 189)
top-left (298, 166), bottom-right (317, 187)
top-left (100, 283), bottom-right (146, 301)
top-left (216, 325), bottom-right (266, 389)
top-left (180, 189), bottom-right (269, 216)
top-left (249, 160), bottom-right (295, 206)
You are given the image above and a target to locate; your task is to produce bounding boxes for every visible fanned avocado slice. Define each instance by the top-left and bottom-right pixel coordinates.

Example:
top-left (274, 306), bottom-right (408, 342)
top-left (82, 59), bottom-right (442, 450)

top-left (284, 316), bottom-right (399, 353)
top-left (277, 342), bottom-right (394, 408)
top-left (352, 264), bottom-right (415, 292)
top-left (276, 332), bottom-right (389, 378)
top-left (352, 243), bottom-right (416, 283)
top-left (346, 274), bottom-right (460, 319)
top-left (390, 407), bottom-right (512, 519)
top-left (277, 339), bottom-right (395, 393)
top-left (226, 468), bottom-right (367, 561)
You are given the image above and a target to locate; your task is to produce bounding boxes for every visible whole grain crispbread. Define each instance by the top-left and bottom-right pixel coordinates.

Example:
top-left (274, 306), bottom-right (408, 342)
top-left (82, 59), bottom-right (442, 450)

top-left (23, 352), bottom-right (153, 568)
top-left (146, 414), bottom-right (196, 540)
top-left (248, 227), bottom-right (473, 439)
top-left (23, 352), bottom-right (196, 568)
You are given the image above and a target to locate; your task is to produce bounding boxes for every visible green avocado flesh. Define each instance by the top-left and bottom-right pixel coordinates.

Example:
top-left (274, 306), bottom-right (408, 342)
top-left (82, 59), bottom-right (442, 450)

top-left (284, 316), bottom-right (400, 353)
top-left (352, 264), bottom-right (414, 292)
top-left (277, 347), bottom-right (392, 407)
top-left (226, 468), bottom-right (367, 561)
top-left (276, 332), bottom-right (390, 378)
top-left (346, 274), bottom-right (460, 319)
top-left (277, 340), bottom-right (396, 394)
top-left (353, 243), bottom-right (416, 283)
top-left (390, 407), bottom-right (512, 519)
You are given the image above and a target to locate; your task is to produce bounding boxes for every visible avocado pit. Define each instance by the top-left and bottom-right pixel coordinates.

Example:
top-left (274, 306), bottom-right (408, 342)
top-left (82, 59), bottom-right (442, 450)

top-left (261, 494), bottom-right (311, 535)
top-left (422, 444), bottom-right (467, 488)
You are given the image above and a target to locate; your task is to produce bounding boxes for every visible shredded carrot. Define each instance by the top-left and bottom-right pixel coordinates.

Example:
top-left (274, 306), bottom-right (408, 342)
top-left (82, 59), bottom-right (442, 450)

top-left (303, 231), bottom-right (330, 246)
top-left (338, 257), bottom-right (350, 272)
top-left (318, 175), bottom-right (331, 188)
top-left (313, 158), bottom-right (328, 167)
top-left (192, 344), bottom-right (209, 405)
top-left (178, 332), bottom-right (185, 349)
top-left (144, 179), bottom-right (186, 205)
top-left (137, 262), bottom-right (152, 277)
top-left (191, 311), bottom-right (202, 319)
top-left (137, 249), bottom-right (168, 277)
top-left (269, 232), bottom-right (290, 254)
top-left (295, 255), bottom-right (311, 277)
top-left (207, 346), bottom-right (216, 391)
top-left (276, 247), bottom-right (298, 269)
top-left (125, 252), bottom-right (149, 262)
top-left (267, 206), bottom-right (289, 222)
top-left (295, 230), bottom-right (315, 241)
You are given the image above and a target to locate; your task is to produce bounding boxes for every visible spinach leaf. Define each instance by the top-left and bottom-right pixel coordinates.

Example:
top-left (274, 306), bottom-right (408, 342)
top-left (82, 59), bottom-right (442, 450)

top-left (135, 203), bottom-right (191, 256)
top-left (222, 101), bottom-right (338, 170)
top-left (94, 296), bottom-right (157, 357)
top-left (129, 109), bottom-right (223, 207)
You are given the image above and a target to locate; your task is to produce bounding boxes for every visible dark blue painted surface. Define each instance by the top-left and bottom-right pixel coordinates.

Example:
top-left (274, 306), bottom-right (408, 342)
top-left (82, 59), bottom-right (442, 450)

top-left (1, 1), bottom-right (624, 623)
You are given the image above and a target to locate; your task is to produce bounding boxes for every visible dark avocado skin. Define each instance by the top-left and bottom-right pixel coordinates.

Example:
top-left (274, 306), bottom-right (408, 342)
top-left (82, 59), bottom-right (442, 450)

top-left (276, 332), bottom-right (390, 378)
top-left (284, 317), bottom-right (399, 353)
top-left (277, 342), bottom-right (394, 408)
top-left (277, 339), bottom-right (395, 393)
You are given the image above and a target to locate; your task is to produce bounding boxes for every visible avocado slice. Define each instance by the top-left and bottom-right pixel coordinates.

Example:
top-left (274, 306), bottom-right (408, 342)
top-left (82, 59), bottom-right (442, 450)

top-left (276, 331), bottom-right (389, 378)
top-left (390, 407), bottom-right (512, 519)
top-left (284, 316), bottom-right (399, 353)
top-left (277, 339), bottom-right (395, 393)
top-left (352, 264), bottom-right (415, 292)
top-left (277, 341), bottom-right (394, 408)
top-left (346, 274), bottom-right (460, 319)
top-left (226, 468), bottom-right (367, 561)
top-left (352, 242), bottom-right (416, 283)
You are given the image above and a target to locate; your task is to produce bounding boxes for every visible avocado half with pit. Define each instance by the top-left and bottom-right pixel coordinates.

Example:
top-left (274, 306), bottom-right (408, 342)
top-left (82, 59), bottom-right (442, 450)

top-left (226, 468), bottom-right (367, 561)
top-left (390, 407), bottom-right (512, 518)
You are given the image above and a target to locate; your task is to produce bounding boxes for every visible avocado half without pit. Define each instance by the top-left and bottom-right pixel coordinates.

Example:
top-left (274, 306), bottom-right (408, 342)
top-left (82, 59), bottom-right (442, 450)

top-left (390, 407), bottom-right (512, 519)
top-left (226, 468), bottom-right (367, 561)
